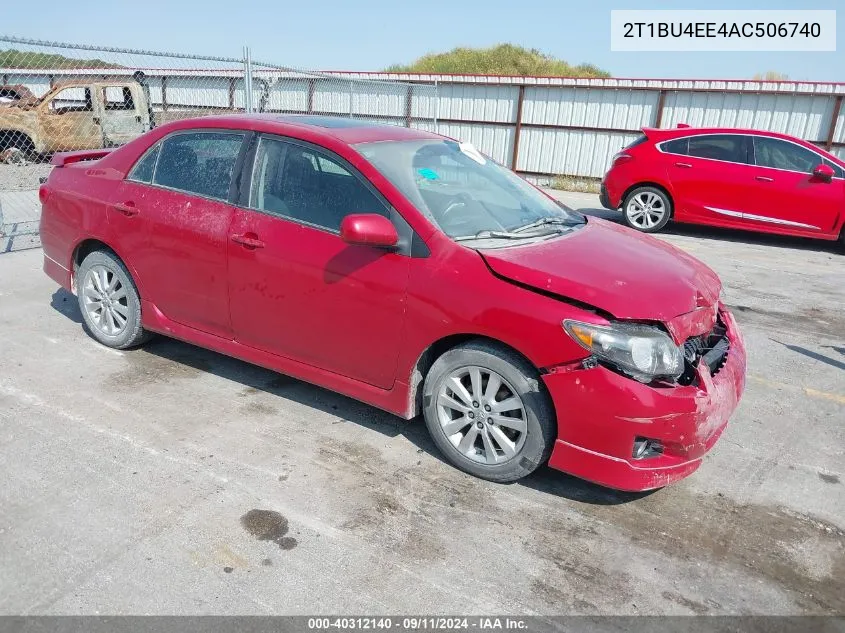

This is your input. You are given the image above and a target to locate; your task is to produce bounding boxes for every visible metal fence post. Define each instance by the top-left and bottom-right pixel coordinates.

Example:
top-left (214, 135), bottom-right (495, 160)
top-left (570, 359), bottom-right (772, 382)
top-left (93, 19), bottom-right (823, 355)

top-left (349, 79), bottom-right (354, 118)
top-left (433, 79), bottom-right (439, 133)
top-left (243, 46), bottom-right (254, 113)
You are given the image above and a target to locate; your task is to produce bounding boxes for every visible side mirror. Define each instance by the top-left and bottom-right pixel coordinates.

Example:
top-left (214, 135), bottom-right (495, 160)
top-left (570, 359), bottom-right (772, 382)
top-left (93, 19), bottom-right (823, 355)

top-left (812, 163), bottom-right (834, 183)
top-left (340, 213), bottom-right (399, 249)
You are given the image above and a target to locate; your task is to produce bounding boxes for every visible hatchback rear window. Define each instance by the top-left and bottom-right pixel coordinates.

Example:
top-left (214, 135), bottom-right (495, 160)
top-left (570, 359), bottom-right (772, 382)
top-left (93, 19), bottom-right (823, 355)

top-left (623, 135), bottom-right (649, 151)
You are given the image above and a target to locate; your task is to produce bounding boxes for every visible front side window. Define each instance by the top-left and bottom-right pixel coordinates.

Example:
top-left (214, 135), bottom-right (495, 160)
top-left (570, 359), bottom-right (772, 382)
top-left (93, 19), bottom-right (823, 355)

top-left (152, 131), bottom-right (244, 201)
top-left (356, 139), bottom-right (583, 241)
top-left (249, 136), bottom-right (387, 231)
top-left (754, 137), bottom-right (822, 174)
top-left (48, 87), bottom-right (92, 114)
top-left (687, 135), bottom-right (749, 164)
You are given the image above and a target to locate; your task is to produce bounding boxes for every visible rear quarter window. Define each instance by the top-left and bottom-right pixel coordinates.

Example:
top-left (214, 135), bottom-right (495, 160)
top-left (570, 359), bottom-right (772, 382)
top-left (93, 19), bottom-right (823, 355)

top-left (660, 137), bottom-right (689, 155)
top-left (128, 144), bottom-right (160, 183)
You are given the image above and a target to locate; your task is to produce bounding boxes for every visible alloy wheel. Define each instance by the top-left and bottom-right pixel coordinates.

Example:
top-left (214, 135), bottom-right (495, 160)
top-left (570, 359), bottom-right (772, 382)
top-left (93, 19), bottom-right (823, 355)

top-left (626, 191), bottom-right (666, 229)
top-left (81, 265), bottom-right (130, 336)
top-left (436, 366), bottom-right (528, 465)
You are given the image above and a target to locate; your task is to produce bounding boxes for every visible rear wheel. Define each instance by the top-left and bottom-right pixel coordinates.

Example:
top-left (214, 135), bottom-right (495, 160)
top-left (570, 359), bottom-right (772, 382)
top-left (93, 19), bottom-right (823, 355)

top-left (422, 341), bottom-right (556, 482)
top-left (77, 250), bottom-right (150, 349)
top-left (622, 186), bottom-right (672, 233)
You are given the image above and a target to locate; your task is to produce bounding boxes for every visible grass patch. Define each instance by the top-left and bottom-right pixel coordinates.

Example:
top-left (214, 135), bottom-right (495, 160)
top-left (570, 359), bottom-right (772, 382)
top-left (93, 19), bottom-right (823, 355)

top-left (549, 175), bottom-right (602, 194)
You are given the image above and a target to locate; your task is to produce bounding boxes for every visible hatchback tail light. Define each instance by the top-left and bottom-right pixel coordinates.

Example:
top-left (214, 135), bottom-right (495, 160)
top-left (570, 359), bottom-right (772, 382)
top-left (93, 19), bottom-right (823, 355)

top-left (612, 152), bottom-right (633, 166)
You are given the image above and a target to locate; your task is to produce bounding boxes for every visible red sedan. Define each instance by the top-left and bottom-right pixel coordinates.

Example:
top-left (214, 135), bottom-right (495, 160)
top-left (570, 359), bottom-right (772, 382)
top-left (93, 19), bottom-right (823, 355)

top-left (601, 126), bottom-right (845, 244)
top-left (39, 115), bottom-right (746, 491)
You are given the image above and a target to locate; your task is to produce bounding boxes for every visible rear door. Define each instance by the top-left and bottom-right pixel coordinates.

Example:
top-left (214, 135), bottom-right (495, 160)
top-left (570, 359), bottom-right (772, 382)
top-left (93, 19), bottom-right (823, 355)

top-left (661, 134), bottom-right (756, 226)
top-left (111, 130), bottom-right (246, 338)
top-left (744, 136), bottom-right (844, 236)
top-left (97, 84), bottom-right (149, 146)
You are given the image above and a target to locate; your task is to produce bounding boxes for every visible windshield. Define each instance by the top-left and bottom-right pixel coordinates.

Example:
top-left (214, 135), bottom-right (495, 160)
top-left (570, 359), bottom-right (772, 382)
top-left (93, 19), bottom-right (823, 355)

top-left (355, 139), bottom-right (584, 241)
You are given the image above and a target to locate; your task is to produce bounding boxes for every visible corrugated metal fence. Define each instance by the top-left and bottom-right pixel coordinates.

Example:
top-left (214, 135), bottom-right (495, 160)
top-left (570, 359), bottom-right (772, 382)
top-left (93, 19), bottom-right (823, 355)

top-left (363, 73), bottom-right (845, 181)
top-left (2, 38), bottom-right (844, 181)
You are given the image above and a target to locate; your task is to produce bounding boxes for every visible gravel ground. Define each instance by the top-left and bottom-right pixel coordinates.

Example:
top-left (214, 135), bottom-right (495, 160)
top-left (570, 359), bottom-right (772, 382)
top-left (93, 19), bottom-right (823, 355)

top-left (0, 163), bottom-right (52, 192)
top-left (0, 191), bottom-right (842, 617)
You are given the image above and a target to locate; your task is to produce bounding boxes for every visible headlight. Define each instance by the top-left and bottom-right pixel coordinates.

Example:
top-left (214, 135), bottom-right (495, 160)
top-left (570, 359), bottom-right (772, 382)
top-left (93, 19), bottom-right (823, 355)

top-left (563, 320), bottom-right (683, 383)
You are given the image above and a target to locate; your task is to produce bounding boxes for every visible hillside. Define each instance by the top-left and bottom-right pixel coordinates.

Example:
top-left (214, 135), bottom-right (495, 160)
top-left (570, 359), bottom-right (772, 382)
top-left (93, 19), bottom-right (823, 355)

top-left (0, 49), bottom-right (119, 69)
top-left (385, 44), bottom-right (609, 77)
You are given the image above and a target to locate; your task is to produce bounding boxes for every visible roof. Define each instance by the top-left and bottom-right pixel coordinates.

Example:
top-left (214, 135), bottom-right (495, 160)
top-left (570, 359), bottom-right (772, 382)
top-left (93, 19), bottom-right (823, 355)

top-left (644, 126), bottom-right (828, 142)
top-left (167, 113), bottom-right (445, 144)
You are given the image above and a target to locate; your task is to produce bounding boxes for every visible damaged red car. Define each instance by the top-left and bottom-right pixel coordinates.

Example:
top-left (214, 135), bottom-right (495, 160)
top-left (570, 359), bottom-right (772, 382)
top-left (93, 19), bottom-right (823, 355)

top-left (39, 114), bottom-right (746, 491)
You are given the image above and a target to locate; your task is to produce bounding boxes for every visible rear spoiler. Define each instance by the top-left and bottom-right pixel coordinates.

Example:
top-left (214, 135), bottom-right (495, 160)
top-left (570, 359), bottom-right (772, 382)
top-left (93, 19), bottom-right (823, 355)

top-left (50, 148), bottom-right (114, 167)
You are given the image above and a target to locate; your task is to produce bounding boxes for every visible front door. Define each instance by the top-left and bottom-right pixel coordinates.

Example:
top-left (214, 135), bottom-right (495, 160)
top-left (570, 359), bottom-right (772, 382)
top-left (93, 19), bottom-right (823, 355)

top-left (40, 85), bottom-right (102, 151)
top-left (743, 136), bottom-right (844, 235)
top-left (227, 135), bottom-right (410, 389)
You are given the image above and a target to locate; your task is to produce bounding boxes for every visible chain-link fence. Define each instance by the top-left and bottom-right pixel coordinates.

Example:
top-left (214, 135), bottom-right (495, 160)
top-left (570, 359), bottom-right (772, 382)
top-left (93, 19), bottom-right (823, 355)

top-left (0, 35), bottom-right (437, 250)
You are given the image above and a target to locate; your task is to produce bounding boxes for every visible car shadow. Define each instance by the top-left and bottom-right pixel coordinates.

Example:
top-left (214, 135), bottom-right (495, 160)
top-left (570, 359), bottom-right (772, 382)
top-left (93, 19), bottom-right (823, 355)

top-left (771, 338), bottom-right (845, 371)
top-left (578, 207), bottom-right (842, 253)
top-left (51, 293), bottom-right (648, 506)
top-left (51, 288), bottom-right (83, 324)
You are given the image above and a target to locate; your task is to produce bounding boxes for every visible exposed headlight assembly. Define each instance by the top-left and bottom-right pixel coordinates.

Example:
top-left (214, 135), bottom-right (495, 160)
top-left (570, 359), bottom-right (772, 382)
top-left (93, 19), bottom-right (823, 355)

top-left (563, 320), bottom-right (683, 383)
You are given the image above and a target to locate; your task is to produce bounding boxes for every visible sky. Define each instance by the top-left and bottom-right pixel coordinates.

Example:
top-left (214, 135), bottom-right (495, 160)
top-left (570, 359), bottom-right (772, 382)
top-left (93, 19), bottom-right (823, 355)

top-left (2, 0), bottom-right (843, 81)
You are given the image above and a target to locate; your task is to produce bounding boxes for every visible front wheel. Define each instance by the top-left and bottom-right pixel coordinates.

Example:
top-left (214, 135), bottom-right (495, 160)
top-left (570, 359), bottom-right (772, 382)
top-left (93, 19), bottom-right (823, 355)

top-left (622, 186), bottom-right (672, 233)
top-left (422, 341), bottom-right (556, 482)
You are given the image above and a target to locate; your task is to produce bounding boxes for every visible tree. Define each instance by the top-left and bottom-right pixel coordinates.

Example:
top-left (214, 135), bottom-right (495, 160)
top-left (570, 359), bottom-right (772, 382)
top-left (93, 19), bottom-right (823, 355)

top-left (385, 44), bottom-right (609, 77)
top-left (753, 71), bottom-right (790, 81)
top-left (0, 49), bottom-right (119, 70)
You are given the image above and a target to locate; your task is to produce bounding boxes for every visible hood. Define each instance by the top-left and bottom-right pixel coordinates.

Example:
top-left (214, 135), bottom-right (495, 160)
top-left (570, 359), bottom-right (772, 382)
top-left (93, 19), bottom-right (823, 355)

top-left (479, 218), bottom-right (721, 338)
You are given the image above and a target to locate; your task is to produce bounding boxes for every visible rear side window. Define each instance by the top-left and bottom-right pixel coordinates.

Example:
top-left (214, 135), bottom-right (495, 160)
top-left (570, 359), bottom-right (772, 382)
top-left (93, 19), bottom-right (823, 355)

top-left (688, 135), bottom-right (749, 164)
top-left (661, 137), bottom-right (689, 155)
top-left (152, 131), bottom-right (245, 201)
top-left (128, 145), bottom-right (160, 183)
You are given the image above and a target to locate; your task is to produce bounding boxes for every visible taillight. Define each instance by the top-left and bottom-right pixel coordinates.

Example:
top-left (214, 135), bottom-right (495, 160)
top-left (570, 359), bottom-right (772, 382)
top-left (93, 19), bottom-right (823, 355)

top-left (612, 152), bottom-right (633, 166)
top-left (38, 184), bottom-right (50, 204)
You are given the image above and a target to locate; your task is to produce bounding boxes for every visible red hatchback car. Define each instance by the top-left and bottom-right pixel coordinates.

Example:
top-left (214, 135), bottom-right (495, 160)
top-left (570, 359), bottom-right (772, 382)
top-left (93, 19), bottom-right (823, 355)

top-left (601, 127), bottom-right (845, 244)
top-left (40, 115), bottom-right (746, 491)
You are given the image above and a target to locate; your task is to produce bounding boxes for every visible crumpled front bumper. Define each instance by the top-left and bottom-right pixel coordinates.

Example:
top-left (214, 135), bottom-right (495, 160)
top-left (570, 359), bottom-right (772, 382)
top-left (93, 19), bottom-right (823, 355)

top-left (543, 309), bottom-right (746, 491)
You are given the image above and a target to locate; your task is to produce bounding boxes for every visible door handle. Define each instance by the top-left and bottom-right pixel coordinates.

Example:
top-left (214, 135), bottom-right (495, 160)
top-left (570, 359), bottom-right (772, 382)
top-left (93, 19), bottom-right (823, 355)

top-left (113, 201), bottom-right (138, 217)
top-left (674, 162), bottom-right (693, 168)
top-left (755, 175), bottom-right (774, 182)
top-left (231, 233), bottom-right (265, 249)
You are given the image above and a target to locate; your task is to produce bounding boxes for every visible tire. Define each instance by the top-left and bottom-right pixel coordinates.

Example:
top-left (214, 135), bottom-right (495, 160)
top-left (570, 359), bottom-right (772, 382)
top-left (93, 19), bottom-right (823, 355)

top-left (422, 340), bottom-right (556, 483)
top-left (622, 186), bottom-right (672, 233)
top-left (76, 250), bottom-right (150, 349)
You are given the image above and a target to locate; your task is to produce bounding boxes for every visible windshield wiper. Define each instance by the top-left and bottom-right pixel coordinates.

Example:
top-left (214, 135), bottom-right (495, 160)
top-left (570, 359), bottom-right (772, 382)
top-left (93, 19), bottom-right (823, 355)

top-left (454, 230), bottom-right (533, 242)
top-left (512, 216), bottom-right (577, 233)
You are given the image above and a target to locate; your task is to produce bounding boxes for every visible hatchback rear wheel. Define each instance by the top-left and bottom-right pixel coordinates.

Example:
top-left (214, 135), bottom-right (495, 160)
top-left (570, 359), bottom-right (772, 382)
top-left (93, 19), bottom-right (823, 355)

top-left (422, 341), bottom-right (556, 482)
top-left (622, 186), bottom-right (672, 233)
